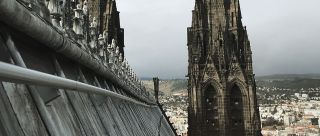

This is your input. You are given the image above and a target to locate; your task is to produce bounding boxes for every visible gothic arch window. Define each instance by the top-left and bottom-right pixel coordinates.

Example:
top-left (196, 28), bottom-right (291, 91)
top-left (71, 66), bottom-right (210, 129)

top-left (204, 85), bottom-right (219, 134)
top-left (230, 84), bottom-right (245, 135)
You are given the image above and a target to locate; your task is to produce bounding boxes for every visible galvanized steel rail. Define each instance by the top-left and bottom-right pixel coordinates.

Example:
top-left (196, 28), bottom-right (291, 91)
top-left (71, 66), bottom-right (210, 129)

top-left (0, 62), bottom-right (156, 107)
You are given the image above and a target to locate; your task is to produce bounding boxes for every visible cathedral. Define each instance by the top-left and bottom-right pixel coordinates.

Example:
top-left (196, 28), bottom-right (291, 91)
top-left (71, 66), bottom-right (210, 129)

top-left (187, 0), bottom-right (262, 135)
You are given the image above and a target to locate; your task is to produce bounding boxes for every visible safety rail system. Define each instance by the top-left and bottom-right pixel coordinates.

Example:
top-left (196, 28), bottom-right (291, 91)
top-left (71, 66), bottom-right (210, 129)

top-left (0, 62), bottom-right (155, 107)
top-left (0, 0), bottom-right (178, 135)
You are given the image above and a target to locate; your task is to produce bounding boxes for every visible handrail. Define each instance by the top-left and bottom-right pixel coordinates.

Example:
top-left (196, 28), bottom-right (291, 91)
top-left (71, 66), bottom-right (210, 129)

top-left (0, 0), bottom-right (152, 105)
top-left (0, 62), bottom-right (156, 107)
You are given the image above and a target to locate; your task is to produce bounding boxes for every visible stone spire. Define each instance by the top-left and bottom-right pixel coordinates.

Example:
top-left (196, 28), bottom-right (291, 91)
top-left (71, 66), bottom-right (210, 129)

top-left (187, 0), bottom-right (262, 136)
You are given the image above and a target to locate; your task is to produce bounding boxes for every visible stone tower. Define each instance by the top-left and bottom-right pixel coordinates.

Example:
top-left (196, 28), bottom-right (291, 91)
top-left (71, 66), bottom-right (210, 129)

top-left (187, 0), bottom-right (261, 136)
top-left (88, 0), bottom-right (124, 59)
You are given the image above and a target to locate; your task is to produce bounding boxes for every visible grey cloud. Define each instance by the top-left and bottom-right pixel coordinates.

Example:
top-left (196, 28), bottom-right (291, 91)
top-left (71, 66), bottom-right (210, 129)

top-left (117, 0), bottom-right (320, 78)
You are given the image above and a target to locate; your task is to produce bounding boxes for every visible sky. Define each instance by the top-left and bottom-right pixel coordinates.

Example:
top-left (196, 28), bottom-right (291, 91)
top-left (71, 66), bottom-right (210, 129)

top-left (117, 0), bottom-right (320, 79)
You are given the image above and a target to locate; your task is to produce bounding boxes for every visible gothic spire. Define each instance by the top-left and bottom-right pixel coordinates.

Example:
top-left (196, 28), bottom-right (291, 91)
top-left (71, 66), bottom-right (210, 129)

top-left (187, 0), bottom-right (262, 135)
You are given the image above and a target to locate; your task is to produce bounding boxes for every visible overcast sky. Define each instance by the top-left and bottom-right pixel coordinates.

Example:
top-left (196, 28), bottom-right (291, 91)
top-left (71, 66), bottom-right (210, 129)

top-left (117, 0), bottom-right (320, 79)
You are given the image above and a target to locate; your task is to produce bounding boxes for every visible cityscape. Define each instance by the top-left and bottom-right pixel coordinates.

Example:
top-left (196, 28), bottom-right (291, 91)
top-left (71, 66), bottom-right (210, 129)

top-left (0, 0), bottom-right (319, 135)
top-left (144, 76), bottom-right (320, 136)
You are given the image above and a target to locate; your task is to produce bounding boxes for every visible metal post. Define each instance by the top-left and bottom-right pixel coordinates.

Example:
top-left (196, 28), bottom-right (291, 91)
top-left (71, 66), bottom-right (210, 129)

top-left (153, 77), bottom-right (160, 104)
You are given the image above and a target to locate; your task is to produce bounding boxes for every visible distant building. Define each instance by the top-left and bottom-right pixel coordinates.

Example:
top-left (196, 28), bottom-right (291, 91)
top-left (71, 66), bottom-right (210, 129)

top-left (284, 115), bottom-right (294, 126)
top-left (295, 93), bottom-right (301, 98)
top-left (311, 118), bottom-right (319, 126)
top-left (187, 0), bottom-right (261, 135)
top-left (301, 94), bottom-right (309, 99)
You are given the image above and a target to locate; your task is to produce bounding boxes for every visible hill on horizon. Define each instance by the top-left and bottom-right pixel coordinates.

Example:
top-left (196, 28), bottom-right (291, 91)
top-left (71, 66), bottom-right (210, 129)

top-left (142, 74), bottom-right (320, 96)
top-left (142, 79), bottom-right (187, 96)
top-left (142, 74), bottom-right (320, 81)
top-left (256, 74), bottom-right (320, 80)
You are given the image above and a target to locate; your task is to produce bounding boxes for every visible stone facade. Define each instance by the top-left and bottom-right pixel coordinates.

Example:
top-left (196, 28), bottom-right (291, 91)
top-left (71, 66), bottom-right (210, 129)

top-left (0, 0), bottom-right (176, 135)
top-left (88, 0), bottom-right (125, 59)
top-left (187, 0), bottom-right (262, 135)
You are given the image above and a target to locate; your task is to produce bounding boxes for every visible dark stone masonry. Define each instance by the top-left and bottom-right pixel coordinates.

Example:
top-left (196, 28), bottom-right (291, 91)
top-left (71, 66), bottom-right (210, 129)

top-left (187, 0), bottom-right (262, 135)
top-left (0, 0), bottom-right (175, 135)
